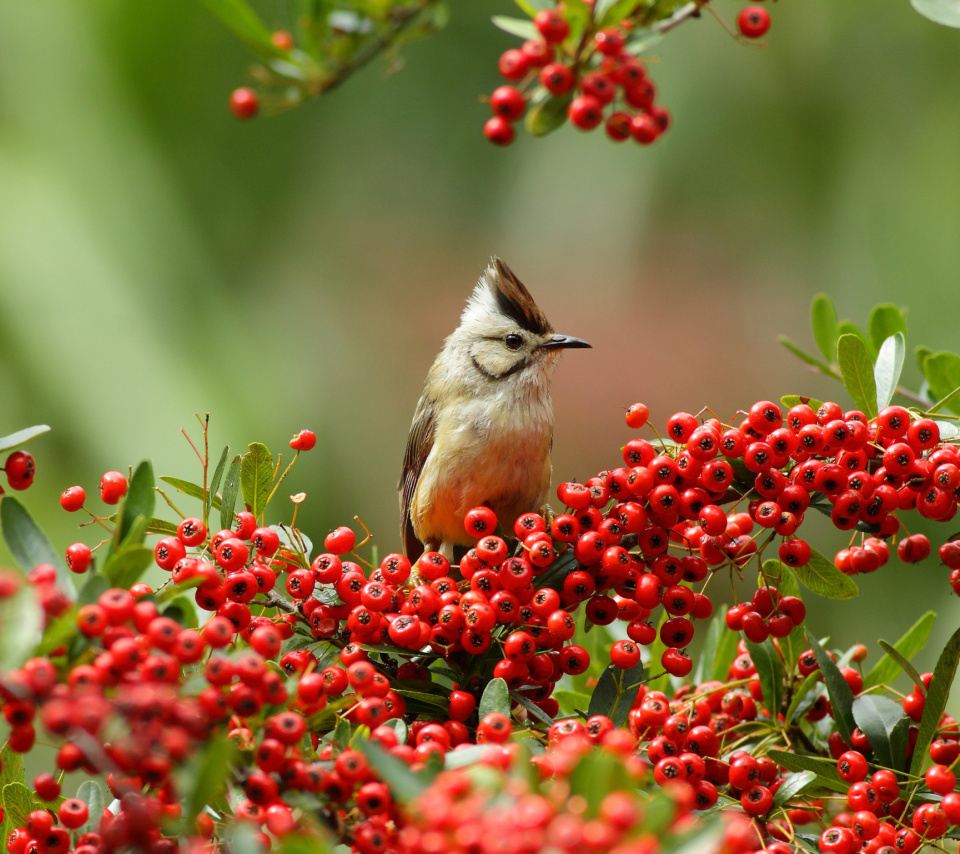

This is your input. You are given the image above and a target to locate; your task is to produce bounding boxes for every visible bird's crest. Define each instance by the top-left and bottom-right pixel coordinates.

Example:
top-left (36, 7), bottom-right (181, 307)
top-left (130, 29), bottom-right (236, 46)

top-left (469, 258), bottom-right (553, 336)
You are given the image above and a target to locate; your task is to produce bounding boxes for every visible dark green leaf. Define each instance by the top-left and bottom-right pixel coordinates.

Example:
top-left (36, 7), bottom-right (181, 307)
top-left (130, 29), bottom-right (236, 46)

top-left (1, 496), bottom-right (75, 597)
top-left (510, 689), bottom-right (555, 726)
top-left (785, 672), bottom-right (822, 723)
top-left (863, 611), bottom-right (935, 690)
top-left (587, 662), bottom-right (644, 728)
top-left (393, 688), bottom-right (449, 708)
top-left (766, 749), bottom-right (847, 793)
top-left (808, 635), bottom-right (856, 746)
top-left (241, 443), bottom-right (274, 520)
top-left (525, 91), bottom-right (573, 137)
top-left (778, 336), bottom-right (835, 376)
top-left (357, 739), bottom-right (431, 801)
top-left (929, 385), bottom-right (960, 416)
top-left (772, 770), bottom-right (817, 807)
top-left (119, 514), bottom-right (149, 551)
top-left (712, 618), bottom-right (741, 683)
top-left (220, 455), bottom-right (242, 530)
top-left (910, 624), bottom-right (960, 775)
top-left (0, 573), bottom-right (44, 670)
top-left (163, 595), bottom-right (199, 629)
top-left (875, 640), bottom-right (926, 696)
top-left (103, 545), bottom-right (153, 590)
top-left (183, 738), bottom-right (237, 829)
top-left (333, 716), bottom-right (351, 748)
top-left (780, 395), bottom-right (824, 413)
top-left (479, 677), bottom-right (511, 720)
top-left (160, 476), bottom-right (222, 511)
top-left (117, 461), bottom-right (155, 546)
top-left (868, 304), bottom-right (907, 353)
top-left (491, 15), bottom-right (538, 39)
top-left (911, 0), bottom-right (960, 27)
top-left (874, 333), bottom-right (905, 412)
top-left (793, 547), bottom-right (858, 599)
top-left (75, 780), bottom-right (105, 836)
top-left (811, 294), bottom-right (838, 363)
top-left (535, 548), bottom-right (578, 592)
top-left (198, 0), bottom-right (285, 58)
top-left (923, 352), bottom-right (960, 409)
top-left (0, 425), bottom-right (50, 454)
top-left (744, 638), bottom-right (783, 718)
top-left (837, 333), bottom-right (878, 418)
top-left (852, 694), bottom-right (909, 770)
top-left (208, 444), bottom-right (230, 517)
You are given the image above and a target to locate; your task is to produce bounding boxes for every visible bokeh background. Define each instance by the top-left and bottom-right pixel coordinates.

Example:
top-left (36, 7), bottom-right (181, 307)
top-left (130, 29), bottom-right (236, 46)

top-left (2, 0), bottom-right (959, 674)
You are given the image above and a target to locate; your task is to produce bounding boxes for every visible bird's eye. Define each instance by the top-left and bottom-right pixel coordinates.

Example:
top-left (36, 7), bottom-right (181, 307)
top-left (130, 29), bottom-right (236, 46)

top-left (505, 334), bottom-right (524, 351)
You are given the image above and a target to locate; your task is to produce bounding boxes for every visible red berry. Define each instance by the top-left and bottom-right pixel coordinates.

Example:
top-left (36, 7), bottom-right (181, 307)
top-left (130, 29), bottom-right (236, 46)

top-left (534, 9), bottom-right (570, 43)
top-left (738, 6), bottom-right (771, 38)
top-left (484, 116), bottom-right (516, 146)
top-left (290, 429), bottom-right (316, 451)
top-left (490, 85), bottom-right (525, 120)
top-left (177, 517), bottom-right (207, 547)
top-left (271, 30), bottom-right (294, 51)
top-left (594, 27), bottom-right (625, 56)
top-left (625, 403), bottom-right (649, 429)
top-left (610, 639), bottom-right (641, 669)
top-left (630, 112), bottom-right (660, 144)
top-left (325, 526), bottom-right (356, 555)
top-left (497, 48), bottom-right (530, 82)
top-left (540, 62), bottom-right (575, 95)
top-left (229, 87), bottom-right (259, 120)
top-left (5, 451), bottom-right (35, 490)
top-left (65, 542), bottom-right (92, 574)
top-left (464, 507), bottom-right (498, 538)
top-left (59, 485), bottom-right (85, 512)
top-left (568, 95), bottom-right (604, 130)
top-left (58, 798), bottom-right (89, 830)
top-left (99, 470), bottom-right (128, 504)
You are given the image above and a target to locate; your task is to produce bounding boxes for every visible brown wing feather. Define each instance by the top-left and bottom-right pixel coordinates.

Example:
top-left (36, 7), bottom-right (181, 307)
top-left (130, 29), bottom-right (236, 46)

top-left (399, 397), bottom-right (436, 561)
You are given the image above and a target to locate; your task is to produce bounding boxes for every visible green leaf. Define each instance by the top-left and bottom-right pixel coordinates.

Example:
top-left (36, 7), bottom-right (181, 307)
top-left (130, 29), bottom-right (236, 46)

top-left (785, 671), bottom-right (822, 724)
top-left (587, 662), bottom-right (645, 728)
top-left (117, 461), bottom-right (155, 546)
top-left (160, 476), bottom-right (222, 511)
top-left (198, 0), bottom-right (285, 58)
top-left (811, 294), bottom-right (838, 363)
top-left (863, 611), bottom-right (935, 690)
top-left (766, 749), bottom-right (847, 793)
top-left (852, 694), bottom-right (910, 770)
top-left (535, 548), bottom-right (578, 592)
top-left (183, 737), bottom-right (236, 829)
top-left (2, 782), bottom-right (40, 833)
top-left (595, 0), bottom-right (637, 25)
top-left (868, 304), bottom-right (907, 353)
top-left (837, 320), bottom-right (872, 354)
top-left (780, 395), bottom-right (823, 413)
top-left (509, 689), bottom-right (555, 726)
top-left (0, 425), bottom-right (50, 454)
top-left (911, 0), bottom-right (960, 27)
top-left (103, 545), bottom-right (153, 590)
top-left (793, 547), bottom-right (858, 599)
top-left (0, 573), bottom-right (45, 670)
top-left (553, 689), bottom-right (591, 716)
top-left (220, 455), bottom-right (242, 530)
top-left (744, 638), bottom-right (783, 718)
top-left (778, 336), bottom-right (835, 376)
top-left (922, 352), bottom-right (960, 407)
top-left (241, 443), bottom-right (274, 520)
top-left (163, 595), bottom-right (199, 629)
top-left (208, 444), bottom-right (230, 517)
top-left (513, 0), bottom-right (554, 14)
top-left (357, 739), bottom-right (431, 801)
top-left (807, 635), bottom-right (856, 746)
top-left (75, 780), bottom-right (105, 836)
top-left (874, 333), bottom-right (905, 412)
top-left (37, 607), bottom-right (78, 656)
top-left (875, 640), bottom-right (926, 696)
top-left (0, 496), bottom-right (75, 597)
top-left (695, 608), bottom-right (725, 685)
top-left (78, 573), bottom-right (110, 607)
top-left (916, 345), bottom-right (934, 371)
top-left (443, 743), bottom-right (499, 769)
top-left (712, 618), bottom-right (741, 683)
top-left (569, 749), bottom-right (632, 817)
top-left (761, 560), bottom-right (805, 673)
top-left (910, 624), bottom-right (960, 775)
top-left (837, 333), bottom-right (878, 418)
top-left (491, 15), bottom-right (539, 39)
top-left (772, 770), bottom-right (817, 807)
top-left (525, 91), bottom-right (573, 137)
top-left (0, 744), bottom-right (25, 788)
top-left (119, 514), bottom-right (149, 551)
top-left (928, 385), bottom-right (960, 415)
top-left (478, 677), bottom-right (511, 720)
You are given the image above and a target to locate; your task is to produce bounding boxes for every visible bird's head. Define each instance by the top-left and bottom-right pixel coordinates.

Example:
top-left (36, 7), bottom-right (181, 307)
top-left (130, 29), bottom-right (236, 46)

top-left (454, 257), bottom-right (591, 384)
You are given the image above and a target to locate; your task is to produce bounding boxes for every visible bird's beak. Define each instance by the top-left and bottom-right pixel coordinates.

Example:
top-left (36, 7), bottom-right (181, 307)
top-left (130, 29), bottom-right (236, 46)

top-left (540, 334), bottom-right (592, 350)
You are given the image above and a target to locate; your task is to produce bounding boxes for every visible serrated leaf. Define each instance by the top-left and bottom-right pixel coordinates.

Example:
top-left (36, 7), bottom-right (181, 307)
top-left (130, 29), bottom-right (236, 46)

top-left (863, 611), bottom-right (935, 690)
top-left (744, 638), bottom-right (783, 718)
top-left (478, 677), bottom-right (511, 720)
top-left (807, 635), bottom-right (856, 747)
top-left (103, 546), bottom-right (153, 590)
top-left (587, 661), bottom-right (644, 728)
top-left (357, 739), bottom-right (431, 801)
top-left (837, 333), bottom-right (878, 418)
top-left (911, 0), bottom-right (960, 27)
top-left (525, 92), bottom-right (572, 137)
top-left (117, 461), bottom-right (155, 547)
top-left (780, 395), bottom-right (824, 413)
top-left (0, 496), bottom-right (75, 597)
top-left (491, 14), bottom-right (538, 39)
top-left (772, 770), bottom-right (817, 807)
top-left (75, 780), bottom-right (105, 835)
top-left (767, 749), bottom-right (847, 793)
top-left (2, 782), bottom-right (40, 832)
top-left (811, 294), bottom-right (838, 363)
top-left (0, 573), bottom-right (44, 671)
top-left (793, 548), bottom-right (858, 599)
top-left (852, 694), bottom-right (909, 770)
top-left (198, 0), bottom-right (285, 58)
top-left (868, 304), bottom-right (907, 353)
top-left (220, 455), bottom-right (242, 530)
top-left (160, 476), bottom-right (223, 511)
top-left (910, 624), bottom-right (960, 775)
top-left (0, 425), bottom-right (50, 455)
top-left (922, 351), bottom-right (960, 406)
top-left (0, 744), bottom-right (25, 788)
top-left (241, 443), bottom-right (274, 520)
top-left (183, 738), bottom-right (237, 829)
top-left (778, 336), bottom-right (835, 376)
top-left (208, 444), bottom-right (230, 517)
top-left (874, 333), bottom-right (905, 412)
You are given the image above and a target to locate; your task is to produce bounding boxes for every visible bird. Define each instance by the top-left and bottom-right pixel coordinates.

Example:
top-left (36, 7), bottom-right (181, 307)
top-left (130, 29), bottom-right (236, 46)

top-left (399, 257), bottom-right (590, 562)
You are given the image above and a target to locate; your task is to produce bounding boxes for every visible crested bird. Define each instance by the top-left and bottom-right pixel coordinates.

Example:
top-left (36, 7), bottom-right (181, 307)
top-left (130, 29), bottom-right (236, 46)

top-left (399, 257), bottom-right (590, 561)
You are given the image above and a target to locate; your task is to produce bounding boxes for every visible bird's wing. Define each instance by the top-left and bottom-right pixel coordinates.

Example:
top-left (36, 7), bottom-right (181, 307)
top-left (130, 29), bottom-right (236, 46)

top-left (399, 397), bottom-right (436, 561)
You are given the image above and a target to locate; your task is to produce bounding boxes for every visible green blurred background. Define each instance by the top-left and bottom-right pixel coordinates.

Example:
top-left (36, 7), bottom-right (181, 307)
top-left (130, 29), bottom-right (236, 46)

top-left (1, 0), bottom-right (959, 674)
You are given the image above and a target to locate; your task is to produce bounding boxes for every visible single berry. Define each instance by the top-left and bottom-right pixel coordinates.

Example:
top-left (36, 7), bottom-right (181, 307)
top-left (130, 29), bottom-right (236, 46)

top-left (484, 116), bottom-right (516, 146)
top-left (229, 87), bottom-right (259, 120)
top-left (290, 429), bottom-right (317, 451)
top-left (490, 86), bottom-right (526, 121)
top-left (99, 470), bottom-right (128, 504)
top-left (5, 451), bottom-right (35, 490)
top-left (738, 6), bottom-right (771, 38)
top-left (59, 485), bottom-right (85, 512)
